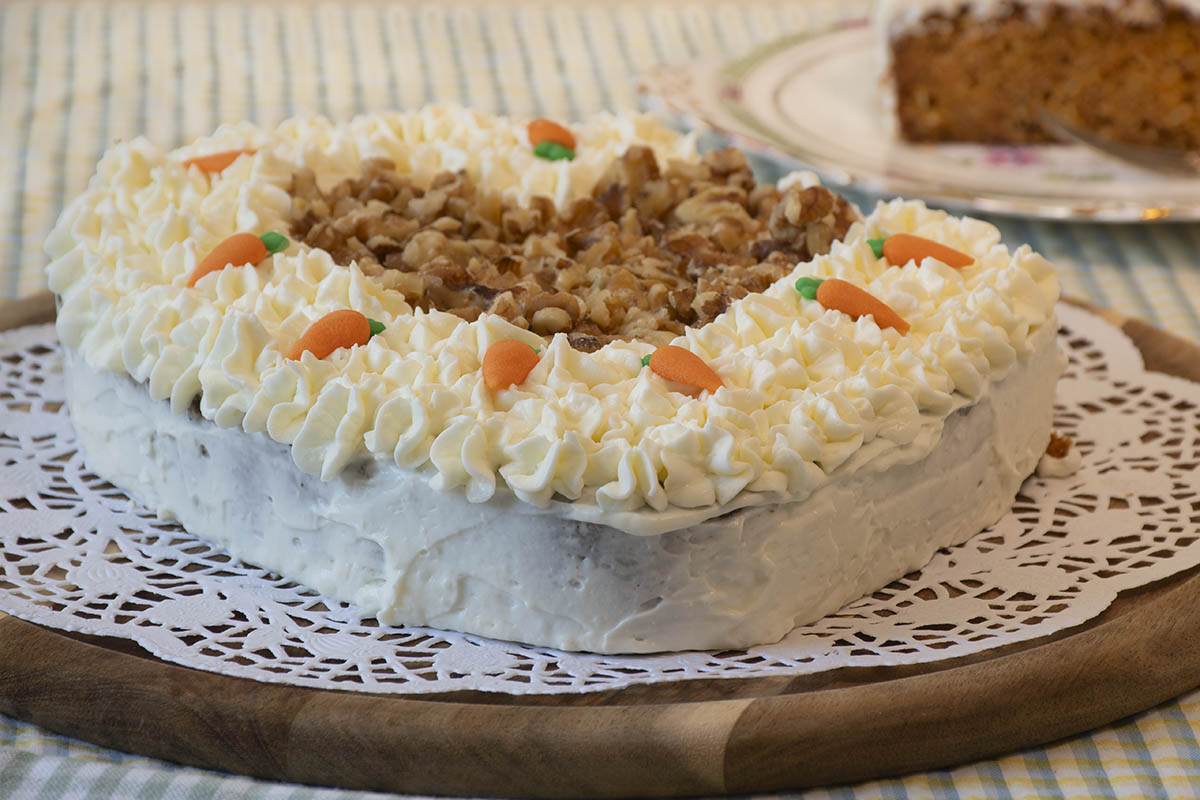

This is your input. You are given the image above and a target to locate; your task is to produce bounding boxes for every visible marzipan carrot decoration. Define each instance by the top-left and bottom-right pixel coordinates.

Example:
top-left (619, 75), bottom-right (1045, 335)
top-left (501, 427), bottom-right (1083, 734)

top-left (876, 233), bottom-right (973, 269)
top-left (646, 345), bottom-right (723, 394)
top-left (288, 309), bottom-right (385, 361)
top-left (816, 278), bottom-right (910, 334)
top-left (528, 118), bottom-right (576, 150)
top-left (528, 118), bottom-right (576, 161)
top-left (482, 340), bottom-right (540, 389)
top-left (182, 148), bottom-right (258, 173)
top-left (187, 232), bottom-right (289, 287)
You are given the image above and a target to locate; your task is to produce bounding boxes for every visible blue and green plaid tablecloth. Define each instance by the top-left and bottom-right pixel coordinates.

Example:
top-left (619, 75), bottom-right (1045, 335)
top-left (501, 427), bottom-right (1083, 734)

top-left (2, 2), bottom-right (1199, 797)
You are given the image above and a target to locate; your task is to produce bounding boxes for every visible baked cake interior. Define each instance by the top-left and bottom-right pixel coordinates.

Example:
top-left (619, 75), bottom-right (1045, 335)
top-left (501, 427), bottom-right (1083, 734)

top-left (888, 4), bottom-right (1200, 147)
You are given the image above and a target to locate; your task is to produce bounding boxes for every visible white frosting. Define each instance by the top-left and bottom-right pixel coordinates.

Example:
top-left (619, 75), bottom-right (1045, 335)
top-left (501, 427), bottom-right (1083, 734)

top-left (47, 108), bottom-right (1059, 536)
top-left (1037, 443), bottom-right (1082, 478)
top-left (876, 0), bottom-right (1200, 40)
top-left (62, 320), bottom-right (1061, 653)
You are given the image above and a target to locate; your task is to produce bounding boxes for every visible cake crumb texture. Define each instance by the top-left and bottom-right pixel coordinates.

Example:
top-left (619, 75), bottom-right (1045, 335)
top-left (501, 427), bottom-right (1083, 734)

top-left (890, 5), bottom-right (1200, 147)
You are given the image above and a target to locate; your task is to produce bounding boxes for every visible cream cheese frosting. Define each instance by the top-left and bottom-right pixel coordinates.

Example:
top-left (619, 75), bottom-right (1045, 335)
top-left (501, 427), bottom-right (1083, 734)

top-left (1037, 443), bottom-right (1083, 478)
top-left (46, 107), bottom-right (1060, 536)
top-left (62, 320), bottom-right (1061, 653)
top-left (875, 0), bottom-right (1200, 39)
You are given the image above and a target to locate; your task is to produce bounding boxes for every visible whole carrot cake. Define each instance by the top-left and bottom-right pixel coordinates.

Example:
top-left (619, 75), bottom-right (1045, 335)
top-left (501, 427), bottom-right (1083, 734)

top-left (46, 106), bottom-right (1062, 653)
top-left (877, 0), bottom-right (1200, 147)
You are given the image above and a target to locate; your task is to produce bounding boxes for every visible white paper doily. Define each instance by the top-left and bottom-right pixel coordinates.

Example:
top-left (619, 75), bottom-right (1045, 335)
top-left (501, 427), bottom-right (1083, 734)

top-left (1, 304), bottom-right (1198, 695)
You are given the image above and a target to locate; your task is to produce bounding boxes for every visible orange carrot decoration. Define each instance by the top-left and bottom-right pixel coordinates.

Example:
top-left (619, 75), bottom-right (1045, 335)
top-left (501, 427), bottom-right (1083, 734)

top-left (288, 309), bottom-right (385, 361)
top-left (816, 278), bottom-right (910, 334)
top-left (881, 233), bottom-right (973, 269)
top-left (482, 340), bottom-right (540, 390)
top-left (182, 148), bottom-right (258, 173)
top-left (527, 118), bottom-right (576, 151)
top-left (647, 345), bottom-right (723, 394)
top-left (187, 232), bottom-right (288, 287)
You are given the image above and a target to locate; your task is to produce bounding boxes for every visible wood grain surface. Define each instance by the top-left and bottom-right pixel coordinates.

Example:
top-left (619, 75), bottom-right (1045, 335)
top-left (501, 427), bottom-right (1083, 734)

top-left (2, 290), bottom-right (1199, 798)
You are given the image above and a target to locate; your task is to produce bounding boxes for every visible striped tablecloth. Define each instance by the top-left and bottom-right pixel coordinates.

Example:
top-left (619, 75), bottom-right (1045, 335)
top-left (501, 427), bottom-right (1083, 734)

top-left (1, 2), bottom-right (1198, 798)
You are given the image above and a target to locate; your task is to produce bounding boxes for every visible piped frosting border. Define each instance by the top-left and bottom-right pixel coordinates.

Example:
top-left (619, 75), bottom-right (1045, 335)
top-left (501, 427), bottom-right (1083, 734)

top-left (46, 107), bottom-right (1059, 535)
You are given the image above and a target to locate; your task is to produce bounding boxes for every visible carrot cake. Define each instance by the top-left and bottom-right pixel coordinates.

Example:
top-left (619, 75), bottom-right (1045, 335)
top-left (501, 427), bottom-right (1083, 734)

top-left (876, 0), bottom-right (1200, 147)
top-left (45, 106), bottom-right (1062, 653)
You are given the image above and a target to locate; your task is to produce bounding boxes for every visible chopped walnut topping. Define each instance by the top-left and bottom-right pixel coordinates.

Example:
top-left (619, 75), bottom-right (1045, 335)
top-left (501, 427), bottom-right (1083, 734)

top-left (288, 147), bottom-right (858, 349)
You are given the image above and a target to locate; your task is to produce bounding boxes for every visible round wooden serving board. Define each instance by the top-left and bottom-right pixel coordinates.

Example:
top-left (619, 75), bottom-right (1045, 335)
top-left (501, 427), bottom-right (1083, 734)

top-left (2, 292), bottom-right (1200, 798)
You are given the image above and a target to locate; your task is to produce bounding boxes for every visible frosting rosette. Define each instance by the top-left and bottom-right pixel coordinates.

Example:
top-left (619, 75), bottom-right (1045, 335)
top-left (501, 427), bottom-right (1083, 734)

top-left (46, 107), bottom-right (1060, 537)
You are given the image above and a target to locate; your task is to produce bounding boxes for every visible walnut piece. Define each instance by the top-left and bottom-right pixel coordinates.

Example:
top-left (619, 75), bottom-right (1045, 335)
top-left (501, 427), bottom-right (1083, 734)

top-left (1046, 433), bottom-right (1073, 459)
